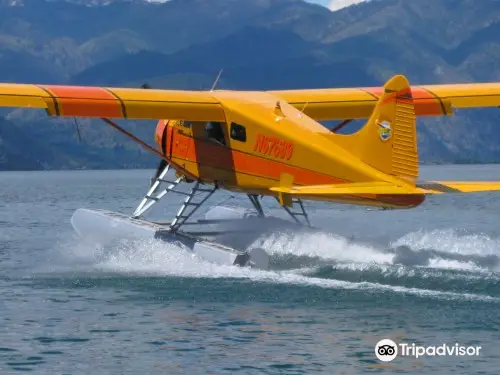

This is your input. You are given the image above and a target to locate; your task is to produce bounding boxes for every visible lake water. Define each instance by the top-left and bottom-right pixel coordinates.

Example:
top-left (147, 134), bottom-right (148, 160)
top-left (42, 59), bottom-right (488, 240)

top-left (1, 165), bottom-right (500, 374)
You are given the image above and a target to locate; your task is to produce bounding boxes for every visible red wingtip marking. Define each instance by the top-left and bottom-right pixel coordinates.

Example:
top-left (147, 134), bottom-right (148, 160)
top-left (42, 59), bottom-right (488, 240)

top-left (411, 87), bottom-right (444, 116)
top-left (380, 88), bottom-right (413, 105)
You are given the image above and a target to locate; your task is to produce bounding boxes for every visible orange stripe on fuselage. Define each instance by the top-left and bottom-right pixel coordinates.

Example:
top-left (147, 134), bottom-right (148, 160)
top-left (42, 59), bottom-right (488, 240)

top-left (231, 150), bottom-right (340, 185)
top-left (166, 130), bottom-right (424, 209)
top-left (166, 135), bottom-right (425, 208)
top-left (170, 132), bottom-right (344, 185)
top-left (42, 85), bottom-right (123, 118)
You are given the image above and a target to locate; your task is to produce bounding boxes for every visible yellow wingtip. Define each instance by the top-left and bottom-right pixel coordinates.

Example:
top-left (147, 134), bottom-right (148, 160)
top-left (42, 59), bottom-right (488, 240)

top-left (417, 181), bottom-right (500, 194)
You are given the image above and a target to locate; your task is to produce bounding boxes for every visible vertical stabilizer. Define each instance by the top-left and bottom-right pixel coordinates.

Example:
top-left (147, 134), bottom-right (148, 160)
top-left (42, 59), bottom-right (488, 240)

top-left (331, 75), bottom-right (419, 183)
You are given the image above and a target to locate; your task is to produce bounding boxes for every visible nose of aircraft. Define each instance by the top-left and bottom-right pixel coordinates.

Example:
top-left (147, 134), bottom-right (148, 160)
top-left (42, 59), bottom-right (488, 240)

top-left (155, 119), bottom-right (169, 155)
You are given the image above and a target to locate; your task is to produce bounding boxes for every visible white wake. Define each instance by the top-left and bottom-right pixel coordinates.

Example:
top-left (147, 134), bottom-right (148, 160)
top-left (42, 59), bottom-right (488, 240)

top-left (41, 227), bottom-right (500, 303)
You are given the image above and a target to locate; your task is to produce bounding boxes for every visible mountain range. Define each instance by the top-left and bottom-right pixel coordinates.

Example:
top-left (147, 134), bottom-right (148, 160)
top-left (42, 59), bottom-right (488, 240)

top-left (0, 0), bottom-right (499, 170)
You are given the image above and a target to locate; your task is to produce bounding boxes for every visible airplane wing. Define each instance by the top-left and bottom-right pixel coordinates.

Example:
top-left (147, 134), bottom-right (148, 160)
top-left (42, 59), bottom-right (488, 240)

top-left (270, 180), bottom-right (500, 196)
top-left (0, 83), bottom-right (226, 122)
top-left (270, 82), bottom-right (500, 120)
top-left (1, 79), bottom-right (498, 122)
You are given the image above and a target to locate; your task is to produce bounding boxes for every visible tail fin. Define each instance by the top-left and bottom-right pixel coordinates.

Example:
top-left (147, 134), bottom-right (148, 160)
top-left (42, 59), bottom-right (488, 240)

top-left (331, 74), bottom-right (419, 183)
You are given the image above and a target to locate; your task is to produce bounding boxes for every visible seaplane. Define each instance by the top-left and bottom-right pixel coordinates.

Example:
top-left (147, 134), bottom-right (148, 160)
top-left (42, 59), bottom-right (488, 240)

top-left (1, 74), bottom-right (500, 270)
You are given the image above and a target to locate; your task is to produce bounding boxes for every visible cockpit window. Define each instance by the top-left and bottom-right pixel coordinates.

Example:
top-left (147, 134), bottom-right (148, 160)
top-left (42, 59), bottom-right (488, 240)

top-left (205, 122), bottom-right (226, 145)
top-left (230, 123), bottom-right (246, 142)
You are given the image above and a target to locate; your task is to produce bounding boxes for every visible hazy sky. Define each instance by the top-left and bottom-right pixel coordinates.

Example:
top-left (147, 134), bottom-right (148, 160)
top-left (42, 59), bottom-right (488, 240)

top-left (147, 0), bottom-right (369, 12)
top-left (307, 0), bottom-right (367, 11)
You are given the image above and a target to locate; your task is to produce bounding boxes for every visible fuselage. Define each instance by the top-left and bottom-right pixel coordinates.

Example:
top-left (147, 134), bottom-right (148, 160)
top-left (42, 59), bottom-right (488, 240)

top-left (154, 91), bottom-right (425, 210)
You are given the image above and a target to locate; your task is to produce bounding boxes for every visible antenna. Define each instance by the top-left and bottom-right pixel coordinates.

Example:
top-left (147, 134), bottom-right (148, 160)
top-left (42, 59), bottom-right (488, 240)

top-left (274, 101), bottom-right (285, 122)
top-left (211, 69), bottom-right (223, 91)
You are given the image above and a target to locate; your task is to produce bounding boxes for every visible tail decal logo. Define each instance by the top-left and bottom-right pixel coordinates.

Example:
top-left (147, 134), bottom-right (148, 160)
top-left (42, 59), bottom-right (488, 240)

top-left (377, 120), bottom-right (392, 141)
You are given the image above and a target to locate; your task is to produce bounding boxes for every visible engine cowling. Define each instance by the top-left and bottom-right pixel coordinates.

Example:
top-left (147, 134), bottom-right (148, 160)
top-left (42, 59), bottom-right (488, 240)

top-left (155, 119), bottom-right (169, 155)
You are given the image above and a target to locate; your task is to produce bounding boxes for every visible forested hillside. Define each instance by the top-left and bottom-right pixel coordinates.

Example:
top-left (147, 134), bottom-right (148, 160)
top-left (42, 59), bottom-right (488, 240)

top-left (1, 0), bottom-right (499, 169)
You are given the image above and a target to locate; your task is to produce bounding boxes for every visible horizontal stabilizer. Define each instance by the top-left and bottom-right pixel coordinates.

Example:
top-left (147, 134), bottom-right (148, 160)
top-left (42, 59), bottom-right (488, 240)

top-left (416, 181), bottom-right (500, 194)
top-left (270, 180), bottom-right (500, 196)
top-left (271, 181), bottom-right (414, 196)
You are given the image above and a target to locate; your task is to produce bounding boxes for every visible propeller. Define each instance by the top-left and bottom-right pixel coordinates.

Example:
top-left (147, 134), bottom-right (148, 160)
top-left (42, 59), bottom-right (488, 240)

top-left (143, 69), bottom-right (223, 186)
top-left (140, 82), bottom-right (169, 186)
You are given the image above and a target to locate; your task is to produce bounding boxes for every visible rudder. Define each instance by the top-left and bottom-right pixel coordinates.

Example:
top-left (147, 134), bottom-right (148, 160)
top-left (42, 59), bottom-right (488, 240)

top-left (331, 75), bottom-right (419, 183)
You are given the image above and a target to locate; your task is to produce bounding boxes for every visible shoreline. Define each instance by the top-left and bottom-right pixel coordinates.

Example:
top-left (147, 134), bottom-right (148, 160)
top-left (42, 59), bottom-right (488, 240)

top-left (3, 162), bottom-right (500, 173)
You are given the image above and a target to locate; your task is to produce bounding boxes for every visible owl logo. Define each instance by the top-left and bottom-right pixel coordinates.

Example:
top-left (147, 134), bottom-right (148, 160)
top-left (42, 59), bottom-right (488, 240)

top-left (377, 120), bottom-right (392, 141)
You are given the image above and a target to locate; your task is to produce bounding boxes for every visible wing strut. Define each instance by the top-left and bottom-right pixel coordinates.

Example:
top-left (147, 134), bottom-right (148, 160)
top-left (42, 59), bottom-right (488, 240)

top-left (331, 119), bottom-right (353, 133)
top-left (132, 162), bottom-right (219, 233)
top-left (73, 118), bottom-right (83, 142)
top-left (274, 197), bottom-right (312, 227)
top-left (169, 182), bottom-right (218, 233)
top-left (133, 163), bottom-right (183, 218)
top-left (100, 118), bottom-right (169, 161)
top-left (248, 194), bottom-right (265, 217)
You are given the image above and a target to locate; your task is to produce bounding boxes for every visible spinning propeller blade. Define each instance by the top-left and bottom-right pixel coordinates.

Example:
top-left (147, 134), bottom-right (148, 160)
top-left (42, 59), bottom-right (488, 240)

top-left (139, 82), bottom-right (170, 186)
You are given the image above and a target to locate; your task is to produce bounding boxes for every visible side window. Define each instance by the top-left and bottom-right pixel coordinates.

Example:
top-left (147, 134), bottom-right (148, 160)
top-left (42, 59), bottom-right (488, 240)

top-left (230, 123), bottom-right (246, 142)
top-left (205, 122), bottom-right (226, 146)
